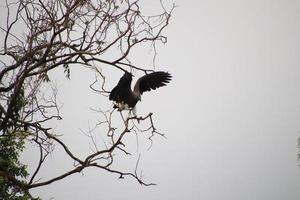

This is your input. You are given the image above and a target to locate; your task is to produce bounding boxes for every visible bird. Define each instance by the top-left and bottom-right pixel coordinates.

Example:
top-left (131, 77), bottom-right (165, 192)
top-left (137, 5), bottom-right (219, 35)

top-left (109, 71), bottom-right (172, 113)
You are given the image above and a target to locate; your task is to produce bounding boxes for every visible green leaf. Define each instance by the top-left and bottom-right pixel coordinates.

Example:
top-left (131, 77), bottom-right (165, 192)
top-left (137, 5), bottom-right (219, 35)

top-left (63, 64), bottom-right (71, 79)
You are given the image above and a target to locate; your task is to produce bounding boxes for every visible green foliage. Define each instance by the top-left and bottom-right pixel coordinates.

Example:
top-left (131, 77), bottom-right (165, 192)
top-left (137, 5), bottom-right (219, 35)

top-left (63, 64), bottom-right (71, 79)
top-left (0, 132), bottom-right (30, 199)
top-left (11, 87), bottom-right (26, 122)
top-left (298, 138), bottom-right (300, 163)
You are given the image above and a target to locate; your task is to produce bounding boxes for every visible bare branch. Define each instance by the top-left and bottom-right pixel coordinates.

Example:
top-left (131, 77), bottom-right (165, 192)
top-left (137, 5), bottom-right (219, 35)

top-left (0, 0), bottom-right (173, 197)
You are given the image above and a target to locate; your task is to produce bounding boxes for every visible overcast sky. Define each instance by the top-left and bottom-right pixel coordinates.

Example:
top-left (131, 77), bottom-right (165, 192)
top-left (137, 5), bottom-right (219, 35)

top-left (22, 0), bottom-right (300, 199)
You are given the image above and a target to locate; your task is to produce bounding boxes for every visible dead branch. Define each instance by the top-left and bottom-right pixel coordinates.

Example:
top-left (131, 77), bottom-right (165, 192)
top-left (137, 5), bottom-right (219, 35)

top-left (0, 0), bottom-right (173, 197)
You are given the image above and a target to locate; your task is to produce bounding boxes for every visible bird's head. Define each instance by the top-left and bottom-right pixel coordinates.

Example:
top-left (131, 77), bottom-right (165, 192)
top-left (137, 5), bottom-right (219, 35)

top-left (124, 71), bottom-right (134, 80)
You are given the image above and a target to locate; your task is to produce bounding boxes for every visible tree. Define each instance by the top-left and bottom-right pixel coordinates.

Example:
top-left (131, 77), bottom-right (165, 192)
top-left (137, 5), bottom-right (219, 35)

top-left (0, 0), bottom-right (174, 198)
top-left (298, 138), bottom-right (300, 164)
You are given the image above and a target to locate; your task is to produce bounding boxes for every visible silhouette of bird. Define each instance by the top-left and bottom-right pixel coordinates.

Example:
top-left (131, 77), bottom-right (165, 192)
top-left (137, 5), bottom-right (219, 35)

top-left (109, 71), bottom-right (172, 112)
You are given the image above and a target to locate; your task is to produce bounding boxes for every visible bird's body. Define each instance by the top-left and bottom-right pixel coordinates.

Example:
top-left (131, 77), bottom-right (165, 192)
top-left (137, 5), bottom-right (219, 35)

top-left (109, 71), bottom-right (172, 111)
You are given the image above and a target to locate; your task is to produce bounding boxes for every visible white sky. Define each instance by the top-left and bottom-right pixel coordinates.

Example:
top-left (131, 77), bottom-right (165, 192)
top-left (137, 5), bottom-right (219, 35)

top-left (21, 0), bottom-right (300, 199)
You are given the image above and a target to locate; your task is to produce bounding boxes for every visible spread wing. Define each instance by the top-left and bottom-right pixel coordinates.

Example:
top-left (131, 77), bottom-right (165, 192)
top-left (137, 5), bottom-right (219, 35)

top-left (133, 71), bottom-right (172, 95)
top-left (109, 72), bottom-right (132, 103)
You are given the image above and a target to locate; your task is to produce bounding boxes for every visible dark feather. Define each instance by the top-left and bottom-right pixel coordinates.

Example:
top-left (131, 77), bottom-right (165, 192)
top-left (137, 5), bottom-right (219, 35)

top-left (109, 72), bottom-right (132, 103)
top-left (109, 71), bottom-right (172, 109)
top-left (134, 71), bottom-right (172, 95)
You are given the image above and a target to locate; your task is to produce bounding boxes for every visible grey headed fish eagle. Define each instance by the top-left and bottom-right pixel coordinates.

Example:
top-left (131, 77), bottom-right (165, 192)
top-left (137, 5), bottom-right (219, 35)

top-left (109, 71), bottom-right (172, 112)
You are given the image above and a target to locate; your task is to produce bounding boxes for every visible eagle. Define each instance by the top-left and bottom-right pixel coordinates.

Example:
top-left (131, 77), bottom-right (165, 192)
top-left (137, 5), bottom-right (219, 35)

top-left (109, 71), bottom-right (172, 112)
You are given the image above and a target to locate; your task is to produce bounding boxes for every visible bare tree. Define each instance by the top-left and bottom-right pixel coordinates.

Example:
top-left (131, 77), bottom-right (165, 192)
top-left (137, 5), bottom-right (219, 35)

top-left (0, 0), bottom-right (174, 198)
